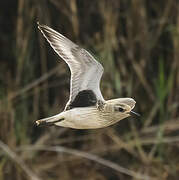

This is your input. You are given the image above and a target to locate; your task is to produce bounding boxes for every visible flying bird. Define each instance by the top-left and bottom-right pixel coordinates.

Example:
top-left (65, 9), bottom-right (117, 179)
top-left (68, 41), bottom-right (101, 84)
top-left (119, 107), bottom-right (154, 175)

top-left (36, 23), bottom-right (139, 129)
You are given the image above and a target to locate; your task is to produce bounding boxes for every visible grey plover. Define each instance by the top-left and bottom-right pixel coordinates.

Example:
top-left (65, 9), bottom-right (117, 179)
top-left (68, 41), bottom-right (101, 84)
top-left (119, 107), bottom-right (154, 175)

top-left (36, 23), bottom-right (139, 129)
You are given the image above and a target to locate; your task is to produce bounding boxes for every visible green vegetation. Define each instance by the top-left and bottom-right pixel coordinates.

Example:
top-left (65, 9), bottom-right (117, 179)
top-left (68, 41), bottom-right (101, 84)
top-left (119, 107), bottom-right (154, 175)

top-left (0, 0), bottom-right (178, 179)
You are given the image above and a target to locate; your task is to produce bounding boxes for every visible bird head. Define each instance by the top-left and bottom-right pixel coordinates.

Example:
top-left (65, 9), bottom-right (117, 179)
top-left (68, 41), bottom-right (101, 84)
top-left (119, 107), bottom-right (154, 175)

top-left (104, 98), bottom-right (139, 121)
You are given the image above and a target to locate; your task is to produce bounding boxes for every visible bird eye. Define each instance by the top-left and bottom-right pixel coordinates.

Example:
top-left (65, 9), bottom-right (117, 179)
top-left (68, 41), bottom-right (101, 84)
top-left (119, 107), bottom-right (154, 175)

top-left (118, 107), bottom-right (125, 112)
top-left (114, 106), bottom-right (125, 112)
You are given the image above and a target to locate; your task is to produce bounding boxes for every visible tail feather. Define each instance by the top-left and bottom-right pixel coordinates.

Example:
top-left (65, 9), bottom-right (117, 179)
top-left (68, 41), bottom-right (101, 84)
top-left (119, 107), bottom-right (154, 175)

top-left (36, 114), bottom-right (64, 126)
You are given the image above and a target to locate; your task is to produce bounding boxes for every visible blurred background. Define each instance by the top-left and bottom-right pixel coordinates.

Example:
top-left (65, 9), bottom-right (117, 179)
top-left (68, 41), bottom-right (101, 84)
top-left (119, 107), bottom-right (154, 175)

top-left (0, 0), bottom-right (179, 179)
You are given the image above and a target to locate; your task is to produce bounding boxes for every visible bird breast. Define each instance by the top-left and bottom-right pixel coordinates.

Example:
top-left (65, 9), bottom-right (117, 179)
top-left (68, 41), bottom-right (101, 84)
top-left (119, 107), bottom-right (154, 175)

top-left (60, 106), bottom-right (116, 129)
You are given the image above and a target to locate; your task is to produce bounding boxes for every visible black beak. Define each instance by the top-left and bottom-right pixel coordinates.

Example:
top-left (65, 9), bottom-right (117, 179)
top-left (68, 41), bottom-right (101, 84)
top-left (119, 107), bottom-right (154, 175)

top-left (130, 110), bottom-right (140, 116)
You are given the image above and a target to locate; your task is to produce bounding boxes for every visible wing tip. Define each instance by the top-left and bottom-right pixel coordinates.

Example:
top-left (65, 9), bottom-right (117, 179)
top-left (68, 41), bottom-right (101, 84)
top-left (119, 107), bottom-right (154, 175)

top-left (37, 21), bottom-right (44, 30)
top-left (37, 21), bottom-right (50, 32)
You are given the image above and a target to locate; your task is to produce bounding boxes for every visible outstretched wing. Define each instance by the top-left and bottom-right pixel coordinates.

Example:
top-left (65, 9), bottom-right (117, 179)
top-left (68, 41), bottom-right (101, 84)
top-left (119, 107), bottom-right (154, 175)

top-left (38, 23), bottom-right (104, 110)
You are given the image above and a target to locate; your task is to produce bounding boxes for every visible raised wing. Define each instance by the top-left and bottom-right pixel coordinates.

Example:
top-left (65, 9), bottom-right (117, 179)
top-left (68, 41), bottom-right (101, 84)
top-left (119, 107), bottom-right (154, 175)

top-left (38, 23), bottom-right (104, 110)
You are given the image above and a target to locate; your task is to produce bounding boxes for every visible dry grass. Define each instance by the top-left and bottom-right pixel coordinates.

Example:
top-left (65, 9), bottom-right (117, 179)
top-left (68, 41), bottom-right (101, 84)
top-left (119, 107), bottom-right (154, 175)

top-left (0, 0), bottom-right (179, 179)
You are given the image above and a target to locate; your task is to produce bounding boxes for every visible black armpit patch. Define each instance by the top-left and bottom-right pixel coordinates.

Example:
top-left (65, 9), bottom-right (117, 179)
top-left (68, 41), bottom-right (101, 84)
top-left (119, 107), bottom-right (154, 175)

top-left (67, 90), bottom-right (97, 110)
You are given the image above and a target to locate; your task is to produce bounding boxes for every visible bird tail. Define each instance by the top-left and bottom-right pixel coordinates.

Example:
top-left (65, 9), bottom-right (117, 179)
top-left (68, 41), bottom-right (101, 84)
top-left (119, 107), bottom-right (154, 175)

top-left (35, 114), bottom-right (64, 126)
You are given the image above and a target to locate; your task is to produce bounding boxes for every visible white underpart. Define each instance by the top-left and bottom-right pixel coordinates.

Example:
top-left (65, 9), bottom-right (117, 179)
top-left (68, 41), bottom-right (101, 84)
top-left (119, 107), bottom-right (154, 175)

top-left (53, 107), bottom-right (108, 129)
